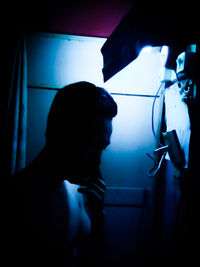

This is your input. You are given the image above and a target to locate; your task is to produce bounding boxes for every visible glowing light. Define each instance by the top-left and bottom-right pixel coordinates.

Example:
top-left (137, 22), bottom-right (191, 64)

top-left (160, 45), bottom-right (169, 66)
top-left (141, 46), bottom-right (152, 53)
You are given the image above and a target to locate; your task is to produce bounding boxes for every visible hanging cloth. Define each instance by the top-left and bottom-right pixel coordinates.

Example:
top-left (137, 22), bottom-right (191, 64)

top-left (4, 33), bottom-right (27, 176)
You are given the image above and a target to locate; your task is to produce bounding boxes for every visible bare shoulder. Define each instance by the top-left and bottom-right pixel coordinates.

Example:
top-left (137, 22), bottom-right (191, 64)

top-left (63, 181), bottom-right (91, 237)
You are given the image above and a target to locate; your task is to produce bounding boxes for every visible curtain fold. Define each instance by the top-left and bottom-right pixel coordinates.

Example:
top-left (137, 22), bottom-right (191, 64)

top-left (5, 33), bottom-right (27, 176)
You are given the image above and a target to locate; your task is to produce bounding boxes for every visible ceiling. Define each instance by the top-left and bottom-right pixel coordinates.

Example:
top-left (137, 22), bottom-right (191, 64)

top-left (8, 0), bottom-right (135, 38)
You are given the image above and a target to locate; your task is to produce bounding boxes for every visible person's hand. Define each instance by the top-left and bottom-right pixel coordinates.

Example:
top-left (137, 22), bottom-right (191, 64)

top-left (78, 169), bottom-right (108, 266)
top-left (77, 169), bottom-right (106, 217)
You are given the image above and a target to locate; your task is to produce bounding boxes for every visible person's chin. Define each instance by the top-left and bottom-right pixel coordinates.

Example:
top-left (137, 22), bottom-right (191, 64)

top-left (67, 176), bottom-right (89, 186)
top-left (66, 169), bottom-right (90, 185)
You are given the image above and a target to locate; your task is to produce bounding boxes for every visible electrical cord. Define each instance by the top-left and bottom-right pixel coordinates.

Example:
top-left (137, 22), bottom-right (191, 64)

top-left (147, 80), bottom-right (175, 177)
top-left (152, 82), bottom-right (164, 146)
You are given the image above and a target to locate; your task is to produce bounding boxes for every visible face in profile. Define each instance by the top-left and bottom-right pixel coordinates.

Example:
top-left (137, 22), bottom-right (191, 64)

top-left (45, 82), bottom-right (117, 184)
top-left (65, 118), bottom-right (113, 185)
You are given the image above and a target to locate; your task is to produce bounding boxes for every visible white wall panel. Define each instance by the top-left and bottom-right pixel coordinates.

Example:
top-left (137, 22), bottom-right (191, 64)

top-left (101, 94), bottom-right (163, 188)
top-left (27, 33), bottom-right (162, 95)
top-left (27, 88), bottom-right (163, 188)
top-left (26, 33), bottom-right (163, 188)
top-left (27, 33), bottom-right (105, 88)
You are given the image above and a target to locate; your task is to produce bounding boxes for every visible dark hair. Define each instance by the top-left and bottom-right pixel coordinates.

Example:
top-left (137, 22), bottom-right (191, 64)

top-left (45, 82), bottom-right (117, 141)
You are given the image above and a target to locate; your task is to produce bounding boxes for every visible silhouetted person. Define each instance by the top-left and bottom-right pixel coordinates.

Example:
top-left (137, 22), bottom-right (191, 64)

top-left (6, 82), bottom-right (117, 266)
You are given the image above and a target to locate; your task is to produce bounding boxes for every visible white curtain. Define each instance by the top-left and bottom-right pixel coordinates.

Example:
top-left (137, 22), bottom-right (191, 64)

top-left (5, 33), bottom-right (27, 175)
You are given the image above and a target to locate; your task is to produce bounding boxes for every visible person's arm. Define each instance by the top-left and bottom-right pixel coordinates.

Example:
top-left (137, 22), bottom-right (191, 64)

top-left (77, 171), bottom-right (107, 266)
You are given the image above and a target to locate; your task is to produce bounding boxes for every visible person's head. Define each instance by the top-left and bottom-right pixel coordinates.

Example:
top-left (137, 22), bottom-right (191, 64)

top-left (45, 81), bottom-right (117, 184)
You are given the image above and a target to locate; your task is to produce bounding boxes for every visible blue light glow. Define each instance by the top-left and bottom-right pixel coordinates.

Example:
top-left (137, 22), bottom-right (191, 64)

top-left (27, 33), bottom-right (164, 188)
top-left (160, 46), bottom-right (169, 66)
top-left (141, 46), bottom-right (152, 53)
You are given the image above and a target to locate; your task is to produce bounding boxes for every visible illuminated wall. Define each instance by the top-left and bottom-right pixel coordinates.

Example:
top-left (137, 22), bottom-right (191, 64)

top-left (27, 32), bottom-right (163, 188)
top-left (26, 32), bottom-right (164, 265)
